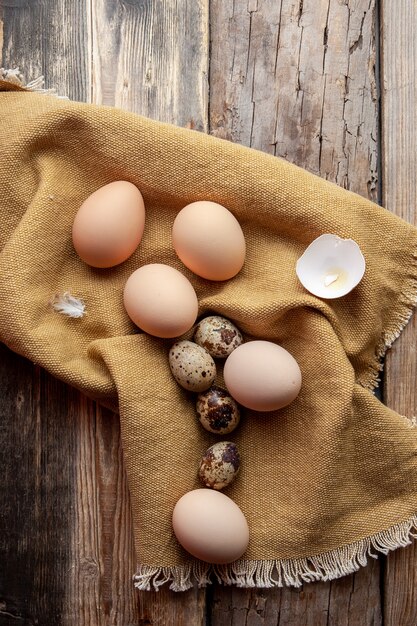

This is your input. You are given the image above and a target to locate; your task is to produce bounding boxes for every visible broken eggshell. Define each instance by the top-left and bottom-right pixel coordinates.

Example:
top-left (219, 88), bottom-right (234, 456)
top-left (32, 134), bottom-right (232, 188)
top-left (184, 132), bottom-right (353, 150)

top-left (296, 234), bottom-right (365, 299)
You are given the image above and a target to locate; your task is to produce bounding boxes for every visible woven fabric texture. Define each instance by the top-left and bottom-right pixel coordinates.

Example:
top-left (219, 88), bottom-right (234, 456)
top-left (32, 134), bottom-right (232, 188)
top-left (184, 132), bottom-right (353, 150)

top-left (1, 85), bottom-right (417, 588)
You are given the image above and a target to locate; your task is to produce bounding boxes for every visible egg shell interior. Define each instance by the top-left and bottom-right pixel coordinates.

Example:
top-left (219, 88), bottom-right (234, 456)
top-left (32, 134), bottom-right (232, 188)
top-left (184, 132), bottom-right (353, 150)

top-left (296, 234), bottom-right (365, 298)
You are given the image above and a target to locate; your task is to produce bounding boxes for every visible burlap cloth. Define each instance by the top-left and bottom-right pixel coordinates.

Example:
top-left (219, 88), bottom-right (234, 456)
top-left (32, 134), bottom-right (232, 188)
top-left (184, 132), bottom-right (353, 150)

top-left (1, 78), bottom-right (417, 591)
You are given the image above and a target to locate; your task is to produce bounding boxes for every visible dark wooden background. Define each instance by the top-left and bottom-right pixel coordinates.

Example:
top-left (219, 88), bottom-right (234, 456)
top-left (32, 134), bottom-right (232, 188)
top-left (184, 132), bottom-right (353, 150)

top-left (1, 0), bottom-right (416, 624)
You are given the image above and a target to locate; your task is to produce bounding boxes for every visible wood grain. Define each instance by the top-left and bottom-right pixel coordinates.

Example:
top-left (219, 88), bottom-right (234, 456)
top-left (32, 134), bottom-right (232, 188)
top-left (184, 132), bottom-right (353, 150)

top-left (90, 1), bottom-right (209, 623)
top-left (209, 0), bottom-right (381, 623)
top-left (0, 0), bottom-right (209, 624)
top-left (0, 3), bottom-right (106, 624)
top-left (381, 0), bottom-right (417, 624)
top-left (208, 560), bottom-right (381, 625)
top-left (210, 0), bottom-right (378, 200)
top-left (1, 0), bottom-right (416, 623)
top-left (1, 0), bottom-right (90, 100)
top-left (91, 0), bottom-right (209, 128)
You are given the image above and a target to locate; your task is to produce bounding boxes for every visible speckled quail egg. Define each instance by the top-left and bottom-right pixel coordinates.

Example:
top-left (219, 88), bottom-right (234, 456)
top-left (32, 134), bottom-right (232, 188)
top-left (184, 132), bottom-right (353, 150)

top-left (193, 315), bottom-right (243, 358)
top-left (198, 441), bottom-right (240, 490)
top-left (169, 340), bottom-right (216, 392)
top-left (196, 386), bottom-right (241, 435)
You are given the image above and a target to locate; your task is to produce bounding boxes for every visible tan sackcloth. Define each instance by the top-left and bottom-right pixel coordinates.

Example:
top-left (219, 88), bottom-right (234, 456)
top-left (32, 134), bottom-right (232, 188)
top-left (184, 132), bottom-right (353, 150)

top-left (1, 76), bottom-right (417, 591)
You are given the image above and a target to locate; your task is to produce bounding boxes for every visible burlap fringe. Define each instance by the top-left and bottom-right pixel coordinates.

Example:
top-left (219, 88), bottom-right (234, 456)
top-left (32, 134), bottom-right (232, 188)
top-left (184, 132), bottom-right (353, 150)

top-left (0, 67), bottom-right (67, 98)
top-left (358, 249), bottom-right (417, 392)
top-left (134, 513), bottom-right (417, 591)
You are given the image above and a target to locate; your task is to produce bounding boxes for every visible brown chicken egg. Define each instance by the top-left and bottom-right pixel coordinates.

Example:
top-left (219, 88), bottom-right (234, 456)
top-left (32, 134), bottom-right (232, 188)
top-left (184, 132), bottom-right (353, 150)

top-left (172, 489), bottom-right (249, 564)
top-left (223, 340), bottom-right (302, 411)
top-left (72, 181), bottom-right (145, 268)
top-left (123, 264), bottom-right (198, 338)
top-left (172, 201), bottom-right (246, 281)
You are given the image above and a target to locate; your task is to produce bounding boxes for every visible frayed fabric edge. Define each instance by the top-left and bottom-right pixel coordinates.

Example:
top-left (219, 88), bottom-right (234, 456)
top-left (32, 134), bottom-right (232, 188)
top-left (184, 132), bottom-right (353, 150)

top-left (0, 67), bottom-right (68, 98)
top-left (358, 248), bottom-right (417, 393)
top-left (133, 513), bottom-right (417, 592)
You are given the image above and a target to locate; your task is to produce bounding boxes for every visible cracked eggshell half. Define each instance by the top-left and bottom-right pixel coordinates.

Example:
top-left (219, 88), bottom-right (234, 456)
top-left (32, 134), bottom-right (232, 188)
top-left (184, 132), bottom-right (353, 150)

top-left (296, 234), bottom-right (365, 299)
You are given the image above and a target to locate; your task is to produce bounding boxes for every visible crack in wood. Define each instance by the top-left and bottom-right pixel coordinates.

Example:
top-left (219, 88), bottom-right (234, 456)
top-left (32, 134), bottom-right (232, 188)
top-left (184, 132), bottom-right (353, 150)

top-left (323, 0), bottom-right (331, 73)
top-left (297, 0), bottom-right (304, 26)
top-left (296, 25), bottom-right (304, 94)
top-left (318, 73), bottom-right (327, 175)
top-left (349, 10), bottom-right (367, 54)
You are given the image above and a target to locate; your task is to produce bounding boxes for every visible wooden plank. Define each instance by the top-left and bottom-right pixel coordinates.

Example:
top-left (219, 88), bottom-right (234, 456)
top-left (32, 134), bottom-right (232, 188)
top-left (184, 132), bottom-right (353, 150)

top-left (209, 560), bottom-right (381, 625)
top-left (381, 1), bottom-right (417, 624)
top-left (208, 0), bottom-right (381, 623)
top-left (0, 13), bottom-right (3, 55)
top-left (0, 345), bottom-right (73, 626)
top-left (1, 0), bottom-right (90, 101)
top-left (0, 345), bottom-right (141, 626)
top-left (67, 401), bottom-right (142, 626)
top-left (209, 0), bottom-right (378, 200)
top-left (0, 2), bottom-right (107, 624)
top-left (0, 1), bottom-right (209, 625)
top-left (90, 1), bottom-right (209, 623)
top-left (91, 0), bottom-right (209, 128)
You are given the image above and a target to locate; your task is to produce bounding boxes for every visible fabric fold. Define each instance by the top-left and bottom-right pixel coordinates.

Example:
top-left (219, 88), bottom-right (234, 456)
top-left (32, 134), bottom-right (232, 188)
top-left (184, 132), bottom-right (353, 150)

top-left (1, 85), bottom-right (417, 590)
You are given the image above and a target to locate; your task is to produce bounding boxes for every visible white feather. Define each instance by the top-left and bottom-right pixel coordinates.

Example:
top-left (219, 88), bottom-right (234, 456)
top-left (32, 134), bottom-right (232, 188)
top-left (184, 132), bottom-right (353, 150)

top-left (50, 292), bottom-right (85, 318)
